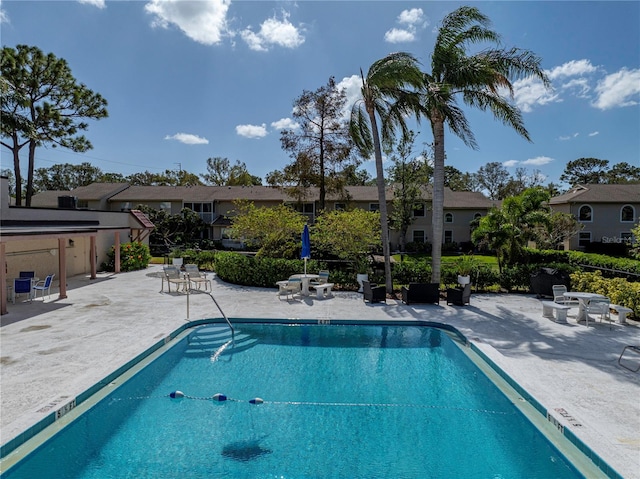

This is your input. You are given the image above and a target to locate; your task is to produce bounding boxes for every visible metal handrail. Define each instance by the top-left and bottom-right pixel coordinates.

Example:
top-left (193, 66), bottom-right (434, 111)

top-left (184, 272), bottom-right (235, 340)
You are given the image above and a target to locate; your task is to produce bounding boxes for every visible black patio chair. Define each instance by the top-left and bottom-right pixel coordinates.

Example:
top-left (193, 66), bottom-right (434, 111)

top-left (363, 281), bottom-right (386, 303)
top-left (401, 283), bottom-right (440, 304)
top-left (446, 283), bottom-right (471, 306)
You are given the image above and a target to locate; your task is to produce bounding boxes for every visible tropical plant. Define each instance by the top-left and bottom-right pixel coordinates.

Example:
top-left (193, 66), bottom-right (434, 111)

top-left (421, 6), bottom-right (550, 283)
top-left (472, 188), bottom-right (552, 271)
top-left (349, 52), bottom-right (424, 293)
top-left (102, 242), bottom-right (151, 272)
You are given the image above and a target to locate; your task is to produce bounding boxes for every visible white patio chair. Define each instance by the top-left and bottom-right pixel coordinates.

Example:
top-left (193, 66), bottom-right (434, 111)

top-left (276, 277), bottom-right (302, 300)
top-left (163, 266), bottom-right (189, 293)
top-left (185, 264), bottom-right (212, 292)
top-left (586, 297), bottom-right (611, 328)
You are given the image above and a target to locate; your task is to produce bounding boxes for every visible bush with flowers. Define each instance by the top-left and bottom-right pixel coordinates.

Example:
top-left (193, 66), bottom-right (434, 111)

top-left (101, 242), bottom-right (151, 272)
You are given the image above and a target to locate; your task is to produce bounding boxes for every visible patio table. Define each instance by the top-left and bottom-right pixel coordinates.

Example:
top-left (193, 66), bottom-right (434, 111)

top-left (564, 292), bottom-right (607, 324)
top-left (290, 274), bottom-right (320, 296)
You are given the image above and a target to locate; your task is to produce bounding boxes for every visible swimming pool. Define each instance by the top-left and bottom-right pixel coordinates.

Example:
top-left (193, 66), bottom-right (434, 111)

top-left (1, 321), bottom-right (603, 478)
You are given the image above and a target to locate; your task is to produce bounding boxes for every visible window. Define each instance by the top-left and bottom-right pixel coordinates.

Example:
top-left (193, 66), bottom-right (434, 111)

top-left (120, 202), bottom-right (131, 212)
top-left (412, 230), bottom-right (425, 243)
top-left (621, 205), bottom-right (635, 222)
top-left (369, 203), bottom-right (379, 212)
top-left (444, 230), bottom-right (453, 243)
top-left (334, 203), bottom-right (346, 211)
top-left (413, 203), bottom-right (425, 217)
top-left (578, 232), bottom-right (591, 247)
top-left (77, 200), bottom-right (88, 208)
top-left (444, 213), bottom-right (453, 223)
top-left (578, 205), bottom-right (592, 222)
top-left (159, 202), bottom-right (171, 212)
top-left (184, 202), bottom-right (214, 223)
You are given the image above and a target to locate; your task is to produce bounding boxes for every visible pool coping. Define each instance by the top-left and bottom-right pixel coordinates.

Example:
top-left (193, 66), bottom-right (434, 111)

top-left (0, 318), bottom-right (622, 478)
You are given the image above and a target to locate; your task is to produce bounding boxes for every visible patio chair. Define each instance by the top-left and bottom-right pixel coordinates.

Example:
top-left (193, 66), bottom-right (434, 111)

top-left (552, 284), bottom-right (578, 306)
top-left (32, 274), bottom-right (55, 301)
top-left (446, 283), bottom-right (471, 306)
top-left (586, 297), bottom-right (611, 328)
top-left (276, 277), bottom-right (302, 300)
top-left (163, 266), bottom-right (189, 293)
top-left (363, 281), bottom-right (386, 304)
top-left (19, 271), bottom-right (36, 279)
top-left (13, 278), bottom-right (33, 303)
top-left (185, 264), bottom-right (212, 292)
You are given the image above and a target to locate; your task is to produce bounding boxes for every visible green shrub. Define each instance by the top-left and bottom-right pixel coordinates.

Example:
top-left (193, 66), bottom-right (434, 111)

top-left (102, 242), bottom-right (151, 272)
top-left (570, 270), bottom-right (639, 318)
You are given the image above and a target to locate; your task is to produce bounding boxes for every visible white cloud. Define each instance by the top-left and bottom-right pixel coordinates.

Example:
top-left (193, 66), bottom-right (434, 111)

top-left (336, 75), bottom-right (363, 119)
top-left (241, 12), bottom-right (304, 51)
top-left (522, 156), bottom-right (554, 166)
top-left (561, 78), bottom-right (591, 98)
top-left (0, 0), bottom-right (8, 23)
top-left (384, 28), bottom-right (415, 43)
top-left (502, 160), bottom-right (519, 167)
top-left (593, 68), bottom-right (640, 110)
top-left (145, 0), bottom-right (230, 46)
top-left (546, 59), bottom-right (597, 80)
top-left (558, 135), bottom-right (571, 141)
top-left (511, 77), bottom-right (560, 112)
top-left (589, 131), bottom-right (599, 137)
top-left (236, 123), bottom-right (268, 138)
top-left (78, 0), bottom-right (106, 8)
top-left (384, 8), bottom-right (426, 44)
top-left (271, 118), bottom-right (299, 130)
top-left (164, 133), bottom-right (209, 145)
top-left (398, 8), bottom-right (425, 26)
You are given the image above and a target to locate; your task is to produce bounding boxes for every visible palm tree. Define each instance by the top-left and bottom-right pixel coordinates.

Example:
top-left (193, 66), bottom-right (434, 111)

top-left (423, 6), bottom-right (550, 282)
top-left (349, 53), bottom-right (423, 293)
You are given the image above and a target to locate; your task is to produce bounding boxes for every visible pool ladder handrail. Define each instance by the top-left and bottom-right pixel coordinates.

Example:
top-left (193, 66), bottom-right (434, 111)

top-left (205, 290), bottom-right (235, 341)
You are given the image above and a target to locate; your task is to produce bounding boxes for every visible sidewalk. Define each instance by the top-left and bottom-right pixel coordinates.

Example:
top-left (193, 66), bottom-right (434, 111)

top-left (1, 265), bottom-right (639, 477)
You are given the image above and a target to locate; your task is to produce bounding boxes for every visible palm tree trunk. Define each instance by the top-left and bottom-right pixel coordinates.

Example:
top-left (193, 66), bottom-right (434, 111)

top-left (369, 111), bottom-right (393, 293)
top-left (431, 117), bottom-right (446, 283)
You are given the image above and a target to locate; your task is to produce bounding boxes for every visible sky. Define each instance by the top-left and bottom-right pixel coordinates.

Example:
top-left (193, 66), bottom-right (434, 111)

top-left (1, 0), bottom-right (639, 190)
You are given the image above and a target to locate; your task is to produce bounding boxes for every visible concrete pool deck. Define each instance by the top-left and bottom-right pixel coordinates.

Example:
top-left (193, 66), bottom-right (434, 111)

top-left (1, 264), bottom-right (639, 477)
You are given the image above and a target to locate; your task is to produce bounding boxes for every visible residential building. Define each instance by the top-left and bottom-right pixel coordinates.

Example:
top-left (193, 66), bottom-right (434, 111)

top-left (548, 184), bottom-right (639, 250)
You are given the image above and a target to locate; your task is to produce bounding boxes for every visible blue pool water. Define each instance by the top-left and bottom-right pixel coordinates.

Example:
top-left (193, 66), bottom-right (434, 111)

top-left (3, 323), bottom-right (583, 478)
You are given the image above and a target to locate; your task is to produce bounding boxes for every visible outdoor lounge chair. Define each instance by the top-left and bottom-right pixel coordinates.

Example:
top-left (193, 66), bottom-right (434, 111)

top-left (446, 283), bottom-right (471, 306)
top-left (401, 283), bottom-right (440, 304)
top-left (185, 264), bottom-right (212, 291)
top-left (276, 277), bottom-right (302, 300)
top-left (363, 281), bottom-right (386, 303)
top-left (163, 266), bottom-right (189, 293)
top-left (32, 274), bottom-right (54, 301)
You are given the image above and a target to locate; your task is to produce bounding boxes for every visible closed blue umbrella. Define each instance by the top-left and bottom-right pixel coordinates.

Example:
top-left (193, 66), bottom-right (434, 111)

top-left (301, 224), bottom-right (311, 274)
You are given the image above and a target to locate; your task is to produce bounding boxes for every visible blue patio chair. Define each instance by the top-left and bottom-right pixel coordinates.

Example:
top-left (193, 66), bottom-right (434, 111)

top-left (19, 271), bottom-right (36, 279)
top-left (12, 278), bottom-right (33, 304)
top-left (33, 274), bottom-right (55, 300)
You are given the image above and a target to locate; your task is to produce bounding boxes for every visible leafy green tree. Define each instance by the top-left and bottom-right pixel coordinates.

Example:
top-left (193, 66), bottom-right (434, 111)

top-left (137, 204), bottom-right (206, 251)
top-left (99, 172), bottom-right (127, 183)
top-left (606, 162), bottom-right (640, 184)
top-left (472, 188), bottom-right (551, 271)
top-left (201, 157), bottom-right (261, 186)
top-left (126, 169), bottom-right (201, 186)
top-left (1, 45), bottom-right (108, 206)
top-left (311, 209), bottom-right (381, 271)
top-left (476, 162), bottom-right (511, 200)
top-left (444, 166), bottom-right (476, 191)
top-left (275, 77), bottom-right (355, 210)
top-left (422, 6), bottom-right (549, 282)
top-left (229, 201), bottom-right (306, 258)
top-left (559, 157), bottom-right (609, 185)
top-left (386, 131), bottom-right (429, 251)
top-left (350, 52), bottom-right (424, 293)
top-left (33, 162), bottom-right (103, 191)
